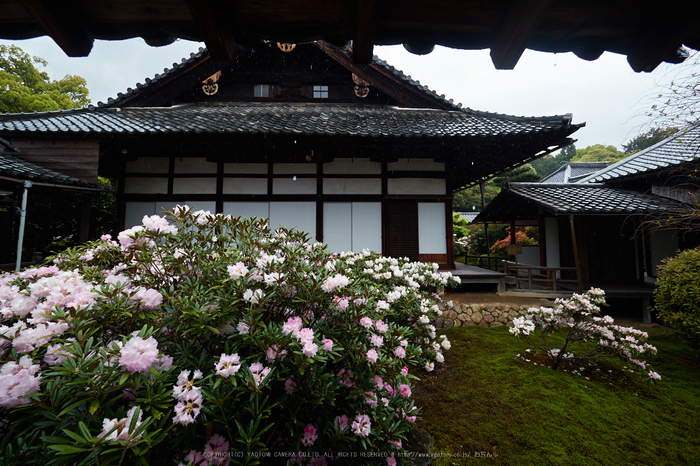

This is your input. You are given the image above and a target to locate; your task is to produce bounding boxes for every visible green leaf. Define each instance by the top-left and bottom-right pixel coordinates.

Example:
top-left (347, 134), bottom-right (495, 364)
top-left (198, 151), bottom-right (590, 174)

top-left (89, 399), bottom-right (100, 415)
top-left (58, 400), bottom-right (85, 417)
top-left (48, 444), bottom-right (91, 454)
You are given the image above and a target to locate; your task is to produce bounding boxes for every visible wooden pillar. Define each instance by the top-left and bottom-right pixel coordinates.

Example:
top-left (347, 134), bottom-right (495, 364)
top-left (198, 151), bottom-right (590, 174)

top-left (445, 198), bottom-right (455, 268)
top-left (79, 195), bottom-right (91, 244)
top-left (569, 215), bottom-right (583, 293)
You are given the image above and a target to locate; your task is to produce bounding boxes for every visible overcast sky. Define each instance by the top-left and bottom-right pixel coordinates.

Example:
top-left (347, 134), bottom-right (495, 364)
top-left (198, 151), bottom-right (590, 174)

top-left (0, 36), bottom-right (690, 150)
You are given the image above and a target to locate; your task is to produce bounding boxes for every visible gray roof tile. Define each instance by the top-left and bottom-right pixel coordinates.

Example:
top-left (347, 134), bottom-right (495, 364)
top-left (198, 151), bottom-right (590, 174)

top-left (0, 103), bottom-right (575, 139)
top-left (540, 162), bottom-right (609, 183)
top-left (0, 153), bottom-right (102, 189)
top-left (507, 183), bottom-right (685, 215)
top-left (581, 124), bottom-right (700, 183)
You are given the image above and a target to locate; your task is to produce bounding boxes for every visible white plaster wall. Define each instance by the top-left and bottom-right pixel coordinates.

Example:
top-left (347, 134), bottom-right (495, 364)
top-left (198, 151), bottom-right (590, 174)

top-left (224, 163), bottom-right (268, 174)
top-left (173, 157), bottom-right (217, 173)
top-left (270, 202), bottom-right (316, 236)
top-left (352, 202), bottom-right (382, 253)
top-left (544, 217), bottom-right (560, 269)
top-left (126, 157), bottom-right (169, 174)
top-left (173, 178), bottom-right (216, 194)
top-left (273, 178), bottom-right (317, 194)
top-left (222, 178), bottom-right (268, 194)
top-left (223, 202), bottom-right (270, 220)
top-left (387, 178), bottom-right (446, 195)
top-left (323, 158), bottom-right (381, 174)
top-left (418, 203), bottom-right (446, 254)
top-left (323, 178), bottom-right (381, 195)
top-left (388, 158), bottom-right (445, 171)
top-left (124, 177), bottom-right (168, 194)
top-left (124, 201), bottom-right (215, 229)
top-left (323, 203), bottom-right (353, 253)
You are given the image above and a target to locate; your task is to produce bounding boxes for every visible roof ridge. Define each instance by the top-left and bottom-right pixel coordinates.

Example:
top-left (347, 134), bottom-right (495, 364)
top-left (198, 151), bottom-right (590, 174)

top-left (578, 124), bottom-right (700, 183)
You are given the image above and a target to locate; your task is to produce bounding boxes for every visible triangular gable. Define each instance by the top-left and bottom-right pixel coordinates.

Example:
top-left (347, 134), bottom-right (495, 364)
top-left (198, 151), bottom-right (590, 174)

top-left (98, 42), bottom-right (463, 111)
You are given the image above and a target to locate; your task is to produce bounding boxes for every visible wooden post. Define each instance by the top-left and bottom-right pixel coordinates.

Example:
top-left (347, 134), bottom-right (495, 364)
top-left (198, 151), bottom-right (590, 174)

top-left (79, 195), bottom-right (91, 244)
top-left (569, 215), bottom-right (583, 293)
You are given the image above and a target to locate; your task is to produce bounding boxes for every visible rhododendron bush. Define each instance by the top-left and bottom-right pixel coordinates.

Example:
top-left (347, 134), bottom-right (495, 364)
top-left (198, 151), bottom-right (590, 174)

top-left (0, 207), bottom-right (459, 465)
top-left (510, 289), bottom-right (660, 380)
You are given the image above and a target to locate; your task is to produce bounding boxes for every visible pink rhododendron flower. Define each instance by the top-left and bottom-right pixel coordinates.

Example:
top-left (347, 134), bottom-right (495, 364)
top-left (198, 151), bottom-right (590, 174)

top-left (119, 335), bottom-right (159, 374)
top-left (44, 341), bottom-right (73, 366)
top-left (301, 424), bottom-right (318, 446)
top-left (249, 362), bottom-right (271, 387)
top-left (285, 377), bottom-right (297, 395)
top-left (302, 342), bottom-right (318, 358)
top-left (401, 366), bottom-right (409, 376)
top-left (236, 321), bottom-right (250, 335)
top-left (297, 328), bottom-right (314, 344)
top-left (375, 320), bottom-right (388, 333)
top-left (649, 371), bottom-right (661, 380)
top-left (351, 414), bottom-right (371, 437)
top-left (117, 225), bottom-right (145, 249)
top-left (334, 414), bottom-right (349, 431)
top-left (321, 274), bottom-right (349, 292)
top-left (370, 334), bottom-right (384, 348)
top-left (216, 353), bottom-right (241, 378)
top-left (322, 339), bottom-right (334, 351)
top-left (133, 287), bottom-right (163, 309)
top-left (387, 457), bottom-right (397, 466)
top-left (366, 349), bottom-right (378, 364)
top-left (398, 384), bottom-right (412, 398)
top-left (425, 362), bottom-right (434, 372)
top-left (338, 369), bottom-right (354, 387)
top-left (332, 296), bottom-right (349, 311)
top-left (141, 215), bottom-right (178, 235)
top-left (0, 355), bottom-right (41, 408)
top-left (173, 389), bottom-right (202, 425)
top-left (376, 300), bottom-right (390, 311)
top-left (394, 346), bottom-right (406, 359)
top-left (227, 262), bottom-right (249, 280)
top-left (359, 317), bottom-right (373, 329)
top-left (173, 370), bottom-right (203, 400)
top-left (282, 316), bottom-right (303, 336)
top-left (99, 405), bottom-right (144, 442)
top-left (266, 345), bottom-right (287, 363)
top-left (204, 434), bottom-right (230, 466)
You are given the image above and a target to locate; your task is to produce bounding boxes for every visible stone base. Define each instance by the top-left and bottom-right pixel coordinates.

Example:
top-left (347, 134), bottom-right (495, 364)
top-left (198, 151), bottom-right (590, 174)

top-left (434, 302), bottom-right (537, 329)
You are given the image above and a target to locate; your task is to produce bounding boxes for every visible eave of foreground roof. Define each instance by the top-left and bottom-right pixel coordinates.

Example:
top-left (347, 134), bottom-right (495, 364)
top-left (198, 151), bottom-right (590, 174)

top-left (0, 153), bottom-right (106, 191)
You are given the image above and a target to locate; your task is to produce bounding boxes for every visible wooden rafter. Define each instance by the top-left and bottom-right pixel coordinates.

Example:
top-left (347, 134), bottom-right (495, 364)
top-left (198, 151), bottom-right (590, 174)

top-left (490, 0), bottom-right (553, 70)
top-left (22, 0), bottom-right (93, 57)
top-left (185, 0), bottom-right (236, 61)
top-left (353, 0), bottom-right (378, 64)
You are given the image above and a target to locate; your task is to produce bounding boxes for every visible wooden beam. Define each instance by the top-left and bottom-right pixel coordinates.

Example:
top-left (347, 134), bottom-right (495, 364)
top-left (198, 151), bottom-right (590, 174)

top-left (353, 0), bottom-right (378, 64)
top-left (23, 0), bottom-right (93, 57)
top-left (185, 0), bottom-right (236, 61)
top-left (490, 0), bottom-right (552, 70)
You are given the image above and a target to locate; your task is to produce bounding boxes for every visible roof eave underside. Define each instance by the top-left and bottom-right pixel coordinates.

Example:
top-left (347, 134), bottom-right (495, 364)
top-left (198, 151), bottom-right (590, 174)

top-left (1, 1), bottom-right (699, 72)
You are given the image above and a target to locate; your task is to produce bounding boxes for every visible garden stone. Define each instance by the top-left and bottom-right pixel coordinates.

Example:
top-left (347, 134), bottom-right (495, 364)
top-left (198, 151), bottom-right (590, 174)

top-left (404, 428), bottom-right (431, 466)
top-left (498, 314), bottom-right (508, 323)
top-left (491, 321), bottom-right (504, 327)
top-left (471, 312), bottom-right (483, 324)
top-left (443, 318), bottom-right (454, 329)
top-left (434, 317), bottom-right (444, 329)
top-left (452, 319), bottom-right (461, 327)
top-left (483, 314), bottom-right (494, 323)
top-left (479, 319), bottom-right (490, 328)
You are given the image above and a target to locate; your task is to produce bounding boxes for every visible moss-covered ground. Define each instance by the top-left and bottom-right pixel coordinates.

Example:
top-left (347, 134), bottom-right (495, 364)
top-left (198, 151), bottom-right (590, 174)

top-left (413, 325), bottom-right (700, 466)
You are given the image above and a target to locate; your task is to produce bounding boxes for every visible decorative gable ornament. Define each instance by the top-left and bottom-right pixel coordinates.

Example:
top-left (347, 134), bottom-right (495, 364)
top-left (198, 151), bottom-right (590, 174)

top-left (352, 73), bottom-right (370, 98)
top-left (202, 70), bottom-right (222, 96)
top-left (277, 43), bottom-right (296, 52)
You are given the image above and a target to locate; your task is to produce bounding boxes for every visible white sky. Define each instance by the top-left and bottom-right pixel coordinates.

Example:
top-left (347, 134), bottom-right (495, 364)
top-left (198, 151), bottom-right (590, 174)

top-left (0, 36), bottom-right (689, 150)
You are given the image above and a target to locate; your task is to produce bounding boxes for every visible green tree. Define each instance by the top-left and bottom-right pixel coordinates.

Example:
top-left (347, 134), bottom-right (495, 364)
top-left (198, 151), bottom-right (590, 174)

top-left (623, 127), bottom-right (679, 154)
top-left (570, 144), bottom-right (626, 163)
top-left (0, 44), bottom-right (90, 113)
top-left (493, 163), bottom-right (539, 189)
top-left (531, 144), bottom-right (576, 179)
top-left (453, 183), bottom-right (499, 211)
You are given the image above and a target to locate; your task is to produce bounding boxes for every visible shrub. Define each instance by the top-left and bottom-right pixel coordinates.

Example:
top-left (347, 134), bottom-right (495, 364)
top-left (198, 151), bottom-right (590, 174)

top-left (654, 246), bottom-right (700, 351)
top-left (510, 289), bottom-right (660, 380)
top-left (0, 207), bottom-right (459, 465)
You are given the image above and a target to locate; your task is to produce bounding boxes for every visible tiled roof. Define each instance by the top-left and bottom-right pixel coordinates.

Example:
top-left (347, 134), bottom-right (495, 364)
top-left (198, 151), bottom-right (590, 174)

top-left (506, 183), bottom-right (686, 215)
top-left (0, 103), bottom-right (575, 138)
top-left (581, 124), bottom-right (700, 183)
top-left (540, 162), bottom-right (609, 183)
top-left (0, 153), bottom-right (103, 189)
top-left (97, 48), bottom-right (209, 108)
